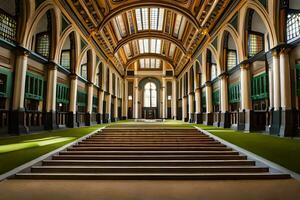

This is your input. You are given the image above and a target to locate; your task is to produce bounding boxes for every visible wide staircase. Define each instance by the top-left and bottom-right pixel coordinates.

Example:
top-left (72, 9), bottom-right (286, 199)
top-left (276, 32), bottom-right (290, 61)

top-left (14, 126), bottom-right (291, 180)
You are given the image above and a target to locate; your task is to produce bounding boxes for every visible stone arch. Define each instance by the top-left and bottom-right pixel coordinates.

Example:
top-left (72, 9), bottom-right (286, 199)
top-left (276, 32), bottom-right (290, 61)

top-left (206, 45), bottom-right (221, 80)
top-left (218, 24), bottom-right (243, 69)
top-left (76, 45), bottom-right (91, 76)
top-left (239, 1), bottom-right (278, 59)
top-left (24, 1), bottom-right (60, 60)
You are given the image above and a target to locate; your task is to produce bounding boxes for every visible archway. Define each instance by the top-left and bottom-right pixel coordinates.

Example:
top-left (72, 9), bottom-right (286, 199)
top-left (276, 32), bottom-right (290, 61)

top-left (139, 77), bottom-right (161, 119)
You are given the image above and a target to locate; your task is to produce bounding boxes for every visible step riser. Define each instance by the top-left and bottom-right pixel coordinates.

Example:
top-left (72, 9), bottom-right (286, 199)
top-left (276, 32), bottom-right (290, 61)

top-left (59, 151), bottom-right (240, 156)
top-left (80, 141), bottom-right (220, 144)
top-left (42, 161), bottom-right (256, 166)
top-left (67, 147), bottom-right (232, 151)
top-left (14, 174), bottom-right (291, 180)
top-left (31, 167), bottom-right (269, 174)
top-left (52, 156), bottom-right (247, 160)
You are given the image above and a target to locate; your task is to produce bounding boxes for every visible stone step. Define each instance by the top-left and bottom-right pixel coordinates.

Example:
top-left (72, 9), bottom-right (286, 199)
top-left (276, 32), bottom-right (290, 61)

top-left (91, 136), bottom-right (211, 139)
top-left (30, 166), bottom-right (269, 174)
top-left (42, 160), bottom-right (255, 166)
top-left (80, 141), bottom-right (221, 144)
top-left (73, 143), bottom-right (226, 147)
top-left (59, 150), bottom-right (240, 155)
top-left (84, 138), bottom-right (216, 142)
top-left (67, 146), bottom-right (232, 151)
top-left (102, 129), bottom-right (199, 132)
top-left (14, 173), bottom-right (291, 180)
top-left (52, 155), bottom-right (247, 160)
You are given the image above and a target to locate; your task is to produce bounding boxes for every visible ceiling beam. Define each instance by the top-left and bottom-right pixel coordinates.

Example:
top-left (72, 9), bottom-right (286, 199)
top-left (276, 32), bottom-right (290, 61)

top-left (125, 53), bottom-right (175, 70)
top-left (97, 1), bottom-right (201, 32)
top-left (113, 32), bottom-right (187, 55)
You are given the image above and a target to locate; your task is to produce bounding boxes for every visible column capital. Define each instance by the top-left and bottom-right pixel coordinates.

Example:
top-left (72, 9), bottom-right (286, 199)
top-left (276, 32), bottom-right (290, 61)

top-left (86, 81), bottom-right (93, 87)
top-left (218, 72), bottom-right (229, 80)
top-left (279, 47), bottom-right (291, 55)
top-left (46, 61), bottom-right (57, 71)
top-left (240, 63), bottom-right (250, 70)
top-left (205, 81), bottom-right (212, 87)
top-left (69, 73), bottom-right (78, 80)
top-left (16, 46), bottom-right (30, 56)
top-left (272, 49), bottom-right (280, 58)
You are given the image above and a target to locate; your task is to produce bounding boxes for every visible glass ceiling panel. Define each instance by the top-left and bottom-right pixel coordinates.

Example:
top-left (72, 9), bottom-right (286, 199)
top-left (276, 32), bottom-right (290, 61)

top-left (173, 14), bottom-right (183, 38)
top-left (135, 8), bottom-right (164, 31)
top-left (139, 58), bottom-right (161, 69)
top-left (115, 15), bottom-right (126, 37)
top-left (123, 44), bottom-right (131, 58)
top-left (169, 43), bottom-right (176, 58)
top-left (138, 38), bottom-right (162, 54)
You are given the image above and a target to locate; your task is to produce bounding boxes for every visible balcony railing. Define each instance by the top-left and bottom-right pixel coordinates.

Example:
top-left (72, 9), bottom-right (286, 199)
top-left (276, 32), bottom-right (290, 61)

top-left (24, 111), bottom-right (43, 127)
top-left (56, 111), bottom-right (68, 126)
top-left (229, 111), bottom-right (238, 125)
top-left (0, 9), bottom-right (16, 44)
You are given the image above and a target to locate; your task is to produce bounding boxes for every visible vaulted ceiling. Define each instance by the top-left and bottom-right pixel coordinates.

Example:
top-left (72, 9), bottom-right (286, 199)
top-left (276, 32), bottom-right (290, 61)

top-left (62, 0), bottom-right (232, 75)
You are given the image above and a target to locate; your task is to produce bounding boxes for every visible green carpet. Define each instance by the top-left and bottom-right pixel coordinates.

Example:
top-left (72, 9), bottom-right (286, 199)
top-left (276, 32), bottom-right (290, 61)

top-left (0, 125), bottom-right (105, 175)
top-left (194, 124), bottom-right (300, 174)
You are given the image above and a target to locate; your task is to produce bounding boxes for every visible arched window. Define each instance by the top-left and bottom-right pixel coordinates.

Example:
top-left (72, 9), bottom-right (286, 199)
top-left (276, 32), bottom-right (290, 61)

top-left (144, 82), bottom-right (157, 108)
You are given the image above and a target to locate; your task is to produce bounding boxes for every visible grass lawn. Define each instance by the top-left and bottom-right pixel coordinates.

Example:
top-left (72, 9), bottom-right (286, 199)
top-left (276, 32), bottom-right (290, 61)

top-left (193, 124), bottom-right (300, 174)
top-left (0, 124), bottom-right (106, 175)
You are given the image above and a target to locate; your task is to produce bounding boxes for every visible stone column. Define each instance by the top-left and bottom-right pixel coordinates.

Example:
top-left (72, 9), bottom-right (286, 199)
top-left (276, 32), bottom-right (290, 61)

top-left (68, 74), bottom-right (78, 128)
top-left (133, 78), bottom-right (139, 119)
top-left (10, 49), bottom-right (30, 134)
top-left (162, 78), bottom-right (167, 119)
top-left (44, 62), bottom-right (58, 130)
top-left (182, 96), bottom-right (188, 122)
top-left (279, 49), bottom-right (294, 136)
top-left (195, 88), bottom-right (202, 124)
top-left (188, 93), bottom-right (194, 123)
top-left (270, 50), bottom-right (281, 134)
top-left (219, 74), bottom-right (230, 128)
top-left (239, 63), bottom-right (251, 131)
top-left (97, 90), bottom-right (104, 124)
top-left (113, 97), bottom-right (118, 122)
top-left (205, 81), bottom-right (213, 125)
top-left (122, 79), bottom-right (128, 119)
top-left (171, 78), bottom-right (177, 120)
top-left (105, 94), bottom-right (111, 123)
top-left (85, 82), bottom-right (93, 126)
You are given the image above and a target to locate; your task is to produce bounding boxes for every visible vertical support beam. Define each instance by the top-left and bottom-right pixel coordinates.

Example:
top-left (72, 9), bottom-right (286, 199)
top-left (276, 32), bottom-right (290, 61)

top-left (239, 63), bottom-right (251, 131)
top-left (220, 74), bottom-right (230, 128)
top-left (85, 82), bottom-right (93, 126)
top-left (182, 96), bottom-right (188, 122)
top-left (113, 97), bottom-right (118, 121)
top-left (122, 79), bottom-right (128, 119)
top-left (270, 50), bottom-right (281, 134)
top-left (171, 78), bottom-right (177, 120)
top-left (188, 93), bottom-right (194, 123)
top-left (105, 94), bottom-right (111, 123)
top-left (97, 90), bottom-right (104, 124)
top-left (205, 81), bottom-right (213, 125)
top-left (44, 62), bottom-right (58, 130)
top-left (279, 49), bottom-right (294, 136)
top-left (133, 78), bottom-right (139, 119)
top-left (10, 49), bottom-right (30, 134)
top-left (195, 88), bottom-right (202, 124)
top-left (68, 74), bottom-right (78, 128)
top-left (162, 78), bottom-right (167, 119)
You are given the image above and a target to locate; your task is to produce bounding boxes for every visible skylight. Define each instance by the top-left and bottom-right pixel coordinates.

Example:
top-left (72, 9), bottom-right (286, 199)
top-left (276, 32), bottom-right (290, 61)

top-left (139, 58), bottom-right (161, 69)
top-left (114, 15), bottom-right (126, 37)
top-left (135, 8), bottom-right (165, 31)
top-left (138, 38), bottom-right (162, 54)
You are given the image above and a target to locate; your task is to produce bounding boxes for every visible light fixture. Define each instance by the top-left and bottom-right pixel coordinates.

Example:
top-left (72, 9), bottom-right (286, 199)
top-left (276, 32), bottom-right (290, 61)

top-left (128, 95), bottom-right (133, 100)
